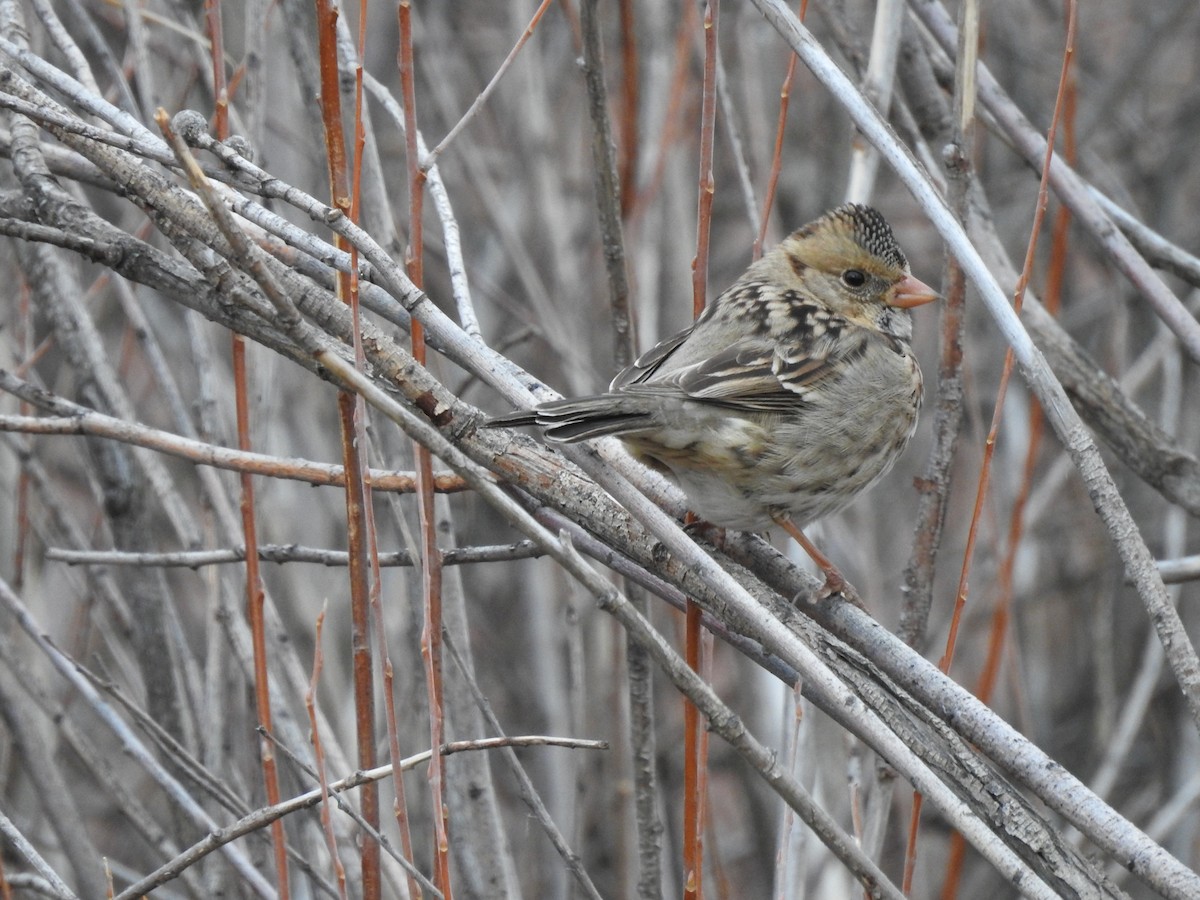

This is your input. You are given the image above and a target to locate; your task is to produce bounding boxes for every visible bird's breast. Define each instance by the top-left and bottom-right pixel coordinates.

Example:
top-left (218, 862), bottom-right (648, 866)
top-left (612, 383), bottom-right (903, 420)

top-left (614, 339), bottom-right (923, 531)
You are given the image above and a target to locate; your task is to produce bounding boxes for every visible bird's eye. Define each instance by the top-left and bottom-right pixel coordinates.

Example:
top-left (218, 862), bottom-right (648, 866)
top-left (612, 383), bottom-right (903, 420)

top-left (841, 269), bottom-right (867, 288)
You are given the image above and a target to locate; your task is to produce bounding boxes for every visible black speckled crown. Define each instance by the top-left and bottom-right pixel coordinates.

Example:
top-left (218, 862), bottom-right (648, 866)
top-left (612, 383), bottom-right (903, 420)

top-left (829, 203), bottom-right (908, 272)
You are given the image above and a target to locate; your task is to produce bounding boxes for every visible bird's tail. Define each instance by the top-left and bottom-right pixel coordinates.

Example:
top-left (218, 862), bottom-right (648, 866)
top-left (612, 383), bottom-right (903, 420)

top-left (485, 395), bottom-right (656, 443)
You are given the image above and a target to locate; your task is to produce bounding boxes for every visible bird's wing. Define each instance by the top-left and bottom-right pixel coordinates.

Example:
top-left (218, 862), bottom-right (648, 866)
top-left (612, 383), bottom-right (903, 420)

top-left (610, 324), bottom-right (695, 389)
top-left (635, 316), bottom-right (870, 412)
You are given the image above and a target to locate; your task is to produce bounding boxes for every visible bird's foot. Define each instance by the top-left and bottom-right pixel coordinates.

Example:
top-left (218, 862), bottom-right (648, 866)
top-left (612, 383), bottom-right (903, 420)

top-left (815, 569), bottom-right (868, 611)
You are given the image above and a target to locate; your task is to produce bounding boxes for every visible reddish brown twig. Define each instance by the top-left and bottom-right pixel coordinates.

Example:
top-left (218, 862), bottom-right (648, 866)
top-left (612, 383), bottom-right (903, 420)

top-left (399, 3), bottom-right (449, 896)
top-left (939, 0), bottom-right (1076, 678)
top-left (755, 0), bottom-right (807, 261)
top-left (940, 7), bottom-right (1077, 897)
top-left (684, 6), bottom-right (721, 898)
top-left (201, 2), bottom-right (288, 893)
top-left (936, 4), bottom-right (1077, 897)
top-left (312, 1), bottom-right (382, 895)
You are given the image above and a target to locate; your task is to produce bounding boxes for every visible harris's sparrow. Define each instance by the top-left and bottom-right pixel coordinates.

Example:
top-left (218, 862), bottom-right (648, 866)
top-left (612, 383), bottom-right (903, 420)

top-left (490, 204), bottom-right (937, 594)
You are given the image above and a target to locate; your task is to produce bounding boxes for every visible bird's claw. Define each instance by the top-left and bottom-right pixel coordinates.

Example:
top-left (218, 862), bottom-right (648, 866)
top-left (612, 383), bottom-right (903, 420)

top-left (822, 575), bottom-right (868, 611)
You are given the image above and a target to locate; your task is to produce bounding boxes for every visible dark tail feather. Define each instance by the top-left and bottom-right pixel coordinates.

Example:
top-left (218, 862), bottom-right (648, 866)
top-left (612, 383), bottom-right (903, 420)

top-left (541, 414), bottom-right (655, 442)
top-left (484, 409), bottom-right (541, 429)
top-left (485, 395), bottom-right (655, 444)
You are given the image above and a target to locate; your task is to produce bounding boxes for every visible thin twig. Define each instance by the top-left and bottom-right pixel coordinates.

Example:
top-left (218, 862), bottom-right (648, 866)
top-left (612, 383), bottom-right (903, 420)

top-left (442, 633), bottom-right (606, 900)
top-left (44, 541), bottom-right (543, 569)
top-left (580, 0), bottom-right (634, 369)
top-left (685, 6), bottom-right (720, 896)
top-left (843, 0), bottom-right (905, 202)
top-left (0, 407), bottom-right (469, 493)
top-left (119, 733), bottom-right (602, 900)
top-left (754, 0), bottom-right (804, 261)
top-left (306, 604), bottom-right (350, 900)
top-left (420, 0), bottom-right (555, 171)
top-left (0, 580), bottom-right (275, 898)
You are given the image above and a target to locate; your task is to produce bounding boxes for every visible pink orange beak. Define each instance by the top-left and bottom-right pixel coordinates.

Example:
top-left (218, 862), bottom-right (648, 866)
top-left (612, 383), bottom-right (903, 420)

top-left (888, 274), bottom-right (940, 309)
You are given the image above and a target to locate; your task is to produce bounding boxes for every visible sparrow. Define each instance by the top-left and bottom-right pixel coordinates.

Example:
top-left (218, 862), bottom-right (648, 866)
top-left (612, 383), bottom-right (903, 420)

top-left (489, 203), bottom-right (937, 596)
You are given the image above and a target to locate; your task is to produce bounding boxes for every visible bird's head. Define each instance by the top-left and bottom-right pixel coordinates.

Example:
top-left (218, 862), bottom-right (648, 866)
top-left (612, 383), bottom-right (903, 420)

top-left (768, 203), bottom-right (938, 334)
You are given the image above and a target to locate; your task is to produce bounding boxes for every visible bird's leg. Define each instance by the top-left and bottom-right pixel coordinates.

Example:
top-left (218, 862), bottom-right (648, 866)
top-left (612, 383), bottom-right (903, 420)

top-left (773, 515), bottom-right (865, 609)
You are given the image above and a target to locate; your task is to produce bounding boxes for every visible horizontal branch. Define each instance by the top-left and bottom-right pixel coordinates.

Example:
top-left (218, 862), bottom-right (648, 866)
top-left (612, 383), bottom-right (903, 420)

top-left (1155, 556), bottom-right (1200, 586)
top-left (45, 541), bottom-right (543, 569)
top-left (0, 405), bottom-right (469, 494)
